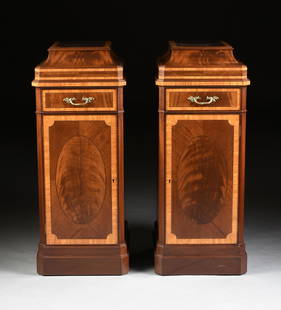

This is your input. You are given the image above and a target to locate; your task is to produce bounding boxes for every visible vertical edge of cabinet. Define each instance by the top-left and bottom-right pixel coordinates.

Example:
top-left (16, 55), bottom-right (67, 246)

top-left (157, 87), bottom-right (166, 243)
top-left (117, 86), bottom-right (129, 273)
top-left (36, 88), bottom-right (46, 243)
top-left (117, 87), bottom-right (125, 243)
top-left (238, 87), bottom-right (247, 245)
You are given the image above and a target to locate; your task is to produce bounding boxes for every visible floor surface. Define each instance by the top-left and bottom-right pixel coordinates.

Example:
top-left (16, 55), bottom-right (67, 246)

top-left (0, 218), bottom-right (280, 310)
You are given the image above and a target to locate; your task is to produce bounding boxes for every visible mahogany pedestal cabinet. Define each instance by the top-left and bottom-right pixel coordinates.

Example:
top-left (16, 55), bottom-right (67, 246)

top-left (155, 41), bottom-right (250, 275)
top-left (32, 42), bottom-right (129, 275)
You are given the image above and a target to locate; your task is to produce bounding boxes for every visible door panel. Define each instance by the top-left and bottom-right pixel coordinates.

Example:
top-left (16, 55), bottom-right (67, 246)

top-left (166, 114), bottom-right (239, 244)
top-left (43, 115), bottom-right (117, 245)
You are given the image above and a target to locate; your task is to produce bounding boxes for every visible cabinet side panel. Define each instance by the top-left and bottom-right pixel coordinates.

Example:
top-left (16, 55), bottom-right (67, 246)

top-left (43, 115), bottom-right (118, 245)
top-left (166, 114), bottom-right (239, 244)
top-left (238, 108), bottom-right (246, 243)
top-left (117, 110), bottom-right (124, 242)
top-left (36, 89), bottom-right (46, 242)
top-left (158, 87), bottom-right (166, 242)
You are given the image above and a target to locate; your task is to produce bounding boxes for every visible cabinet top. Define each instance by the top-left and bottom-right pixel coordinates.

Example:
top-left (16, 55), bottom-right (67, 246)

top-left (156, 41), bottom-right (250, 87)
top-left (32, 41), bottom-right (126, 87)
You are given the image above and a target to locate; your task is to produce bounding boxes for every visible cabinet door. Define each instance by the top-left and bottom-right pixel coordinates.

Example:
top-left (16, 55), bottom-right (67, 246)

top-left (165, 114), bottom-right (240, 244)
top-left (43, 115), bottom-right (117, 245)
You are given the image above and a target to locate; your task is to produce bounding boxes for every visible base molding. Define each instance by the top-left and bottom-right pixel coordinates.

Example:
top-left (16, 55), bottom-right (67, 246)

top-left (37, 243), bottom-right (129, 276)
top-left (155, 243), bottom-right (247, 275)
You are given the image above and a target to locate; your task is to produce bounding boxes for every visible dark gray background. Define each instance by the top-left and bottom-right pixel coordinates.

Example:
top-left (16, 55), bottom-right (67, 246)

top-left (0, 1), bottom-right (280, 308)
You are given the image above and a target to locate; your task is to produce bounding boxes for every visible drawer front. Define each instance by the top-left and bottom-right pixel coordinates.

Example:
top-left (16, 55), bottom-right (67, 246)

top-left (166, 88), bottom-right (240, 111)
top-left (42, 89), bottom-right (117, 111)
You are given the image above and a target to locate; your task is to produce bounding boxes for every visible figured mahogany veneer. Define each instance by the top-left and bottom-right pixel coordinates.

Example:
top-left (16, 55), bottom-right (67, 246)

top-left (157, 41), bottom-right (250, 87)
top-left (155, 41), bottom-right (250, 275)
top-left (32, 41), bottom-right (128, 275)
top-left (166, 88), bottom-right (240, 110)
top-left (166, 114), bottom-right (239, 244)
top-left (43, 89), bottom-right (117, 111)
top-left (32, 41), bottom-right (125, 88)
top-left (43, 115), bottom-right (118, 245)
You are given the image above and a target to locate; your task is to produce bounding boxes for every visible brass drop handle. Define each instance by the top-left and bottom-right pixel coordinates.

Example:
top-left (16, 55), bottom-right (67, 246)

top-left (188, 96), bottom-right (219, 105)
top-left (63, 97), bottom-right (95, 106)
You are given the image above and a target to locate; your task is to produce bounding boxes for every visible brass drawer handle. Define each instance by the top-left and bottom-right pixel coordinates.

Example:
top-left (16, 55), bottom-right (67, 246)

top-left (63, 97), bottom-right (95, 106)
top-left (188, 96), bottom-right (219, 105)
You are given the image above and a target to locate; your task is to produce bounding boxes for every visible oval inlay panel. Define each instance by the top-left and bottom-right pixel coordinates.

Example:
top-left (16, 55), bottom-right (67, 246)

top-left (177, 135), bottom-right (227, 224)
top-left (56, 136), bottom-right (106, 224)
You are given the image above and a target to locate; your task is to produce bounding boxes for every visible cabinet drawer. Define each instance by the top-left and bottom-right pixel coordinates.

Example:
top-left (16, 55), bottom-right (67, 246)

top-left (42, 89), bottom-right (117, 111)
top-left (166, 88), bottom-right (240, 111)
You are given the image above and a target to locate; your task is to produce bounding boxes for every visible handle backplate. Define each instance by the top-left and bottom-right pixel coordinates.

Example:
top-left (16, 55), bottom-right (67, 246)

top-left (188, 96), bottom-right (219, 105)
top-left (63, 97), bottom-right (95, 106)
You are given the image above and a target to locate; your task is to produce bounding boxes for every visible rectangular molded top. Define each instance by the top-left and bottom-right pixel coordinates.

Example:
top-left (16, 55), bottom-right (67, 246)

top-left (173, 41), bottom-right (230, 48)
top-left (156, 41), bottom-right (250, 86)
top-left (32, 41), bottom-right (126, 87)
top-left (49, 41), bottom-right (110, 50)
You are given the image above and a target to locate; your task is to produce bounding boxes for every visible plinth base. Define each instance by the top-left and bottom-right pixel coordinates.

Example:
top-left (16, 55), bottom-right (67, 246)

top-left (155, 243), bottom-right (247, 275)
top-left (37, 243), bottom-right (129, 276)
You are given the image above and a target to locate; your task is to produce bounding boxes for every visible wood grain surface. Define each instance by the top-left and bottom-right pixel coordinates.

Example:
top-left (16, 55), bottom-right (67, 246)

top-left (156, 41), bottom-right (250, 86)
top-left (165, 114), bottom-right (239, 244)
top-left (163, 41), bottom-right (239, 65)
top-left (166, 88), bottom-right (240, 110)
top-left (43, 115), bottom-right (118, 245)
top-left (42, 89), bottom-right (116, 111)
top-left (56, 136), bottom-right (106, 224)
top-left (155, 42), bottom-right (248, 275)
top-left (33, 42), bottom-right (129, 275)
top-left (37, 243), bottom-right (129, 275)
top-left (32, 41), bottom-right (126, 87)
top-left (157, 80), bottom-right (249, 86)
top-left (177, 135), bottom-right (227, 224)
